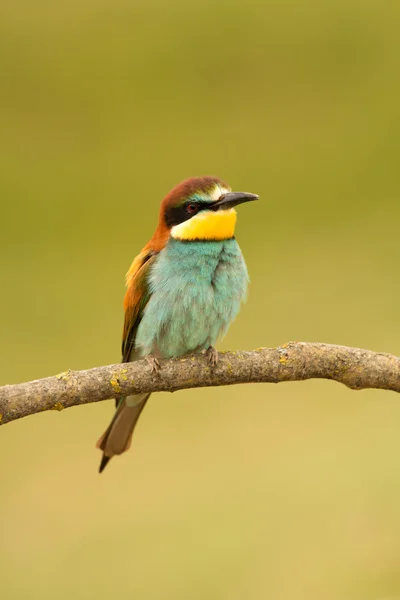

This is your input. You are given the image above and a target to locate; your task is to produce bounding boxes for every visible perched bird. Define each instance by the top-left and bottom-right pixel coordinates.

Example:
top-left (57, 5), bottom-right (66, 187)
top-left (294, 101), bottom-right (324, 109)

top-left (97, 176), bottom-right (258, 472)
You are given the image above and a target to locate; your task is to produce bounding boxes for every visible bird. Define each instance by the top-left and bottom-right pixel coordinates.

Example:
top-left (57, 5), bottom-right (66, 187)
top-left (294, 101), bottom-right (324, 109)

top-left (96, 176), bottom-right (258, 472)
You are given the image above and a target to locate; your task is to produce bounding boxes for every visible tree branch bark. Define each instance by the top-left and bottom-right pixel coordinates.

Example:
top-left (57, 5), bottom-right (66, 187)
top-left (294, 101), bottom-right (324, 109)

top-left (0, 342), bottom-right (399, 426)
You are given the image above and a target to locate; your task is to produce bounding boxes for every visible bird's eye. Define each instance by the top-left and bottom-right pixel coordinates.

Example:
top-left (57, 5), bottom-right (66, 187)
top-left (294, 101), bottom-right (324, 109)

top-left (186, 203), bottom-right (198, 214)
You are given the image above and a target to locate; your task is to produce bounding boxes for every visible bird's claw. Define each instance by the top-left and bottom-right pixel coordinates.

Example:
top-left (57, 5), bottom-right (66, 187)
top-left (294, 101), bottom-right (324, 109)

top-left (203, 346), bottom-right (219, 367)
top-left (145, 355), bottom-right (161, 374)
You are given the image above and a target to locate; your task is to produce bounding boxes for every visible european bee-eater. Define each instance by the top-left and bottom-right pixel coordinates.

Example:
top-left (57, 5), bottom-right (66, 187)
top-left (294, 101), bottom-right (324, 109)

top-left (97, 176), bottom-right (258, 472)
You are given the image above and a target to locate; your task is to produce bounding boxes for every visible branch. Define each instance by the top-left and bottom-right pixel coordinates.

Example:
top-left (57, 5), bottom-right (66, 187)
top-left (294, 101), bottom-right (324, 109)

top-left (0, 342), bottom-right (399, 426)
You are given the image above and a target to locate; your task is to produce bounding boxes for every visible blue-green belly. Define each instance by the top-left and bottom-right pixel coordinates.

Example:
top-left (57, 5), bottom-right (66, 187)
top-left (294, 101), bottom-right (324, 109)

top-left (135, 238), bottom-right (248, 358)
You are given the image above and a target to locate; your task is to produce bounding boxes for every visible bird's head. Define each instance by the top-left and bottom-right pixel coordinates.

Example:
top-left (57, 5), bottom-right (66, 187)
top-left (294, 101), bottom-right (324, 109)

top-left (159, 176), bottom-right (258, 242)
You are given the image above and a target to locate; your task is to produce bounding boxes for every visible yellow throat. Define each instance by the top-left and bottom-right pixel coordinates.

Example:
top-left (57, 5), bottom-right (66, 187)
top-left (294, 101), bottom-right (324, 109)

top-left (171, 208), bottom-right (237, 241)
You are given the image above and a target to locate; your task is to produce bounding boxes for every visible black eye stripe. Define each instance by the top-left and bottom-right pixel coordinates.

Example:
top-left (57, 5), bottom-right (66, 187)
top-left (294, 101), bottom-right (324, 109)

top-left (165, 201), bottom-right (210, 228)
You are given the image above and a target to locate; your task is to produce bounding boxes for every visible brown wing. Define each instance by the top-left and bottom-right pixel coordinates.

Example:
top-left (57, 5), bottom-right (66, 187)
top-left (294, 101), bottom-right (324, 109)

top-left (121, 249), bottom-right (157, 363)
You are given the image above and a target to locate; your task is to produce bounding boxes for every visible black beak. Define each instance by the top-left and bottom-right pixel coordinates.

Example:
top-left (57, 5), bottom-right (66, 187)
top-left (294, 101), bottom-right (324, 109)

top-left (211, 191), bottom-right (259, 211)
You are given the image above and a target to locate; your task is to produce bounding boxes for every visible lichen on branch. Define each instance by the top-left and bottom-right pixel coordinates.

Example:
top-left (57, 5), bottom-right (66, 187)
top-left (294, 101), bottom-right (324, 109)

top-left (0, 342), bottom-right (399, 426)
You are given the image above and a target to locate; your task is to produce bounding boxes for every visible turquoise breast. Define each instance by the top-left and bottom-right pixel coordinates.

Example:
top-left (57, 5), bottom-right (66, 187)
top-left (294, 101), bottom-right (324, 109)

top-left (135, 238), bottom-right (249, 358)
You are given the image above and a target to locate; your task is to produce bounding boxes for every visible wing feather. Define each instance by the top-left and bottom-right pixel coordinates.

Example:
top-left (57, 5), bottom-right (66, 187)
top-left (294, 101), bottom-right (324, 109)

top-left (122, 249), bottom-right (157, 363)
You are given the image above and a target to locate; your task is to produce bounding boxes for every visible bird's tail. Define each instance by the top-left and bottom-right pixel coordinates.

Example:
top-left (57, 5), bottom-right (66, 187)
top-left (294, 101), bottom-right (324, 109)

top-left (96, 393), bottom-right (150, 473)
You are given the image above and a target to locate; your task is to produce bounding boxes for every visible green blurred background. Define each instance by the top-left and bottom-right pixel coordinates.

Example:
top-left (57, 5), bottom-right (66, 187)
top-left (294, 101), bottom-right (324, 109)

top-left (1, 0), bottom-right (399, 598)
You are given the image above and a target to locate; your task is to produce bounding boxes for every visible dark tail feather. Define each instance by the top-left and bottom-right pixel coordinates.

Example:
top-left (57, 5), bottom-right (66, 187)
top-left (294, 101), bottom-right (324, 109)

top-left (96, 393), bottom-right (150, 473)
top-left (99, 455), bottom-right (111, 473)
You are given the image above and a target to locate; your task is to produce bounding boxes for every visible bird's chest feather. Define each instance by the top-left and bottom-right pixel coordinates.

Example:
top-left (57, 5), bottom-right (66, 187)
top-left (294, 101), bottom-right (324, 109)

top-left (135, 238), bottom-right (248, 358)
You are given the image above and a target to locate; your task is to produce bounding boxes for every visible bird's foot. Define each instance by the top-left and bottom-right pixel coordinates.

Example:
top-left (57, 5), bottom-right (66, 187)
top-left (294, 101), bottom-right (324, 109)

top-left (203, 346), bottom-right (219, 367)
top-left (145, 354), bottom-right (161, 374)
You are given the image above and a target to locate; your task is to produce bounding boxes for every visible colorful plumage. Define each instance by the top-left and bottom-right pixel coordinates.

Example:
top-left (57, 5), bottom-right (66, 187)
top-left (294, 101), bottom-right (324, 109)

top-left (97, 176), bottom-right (258, 472)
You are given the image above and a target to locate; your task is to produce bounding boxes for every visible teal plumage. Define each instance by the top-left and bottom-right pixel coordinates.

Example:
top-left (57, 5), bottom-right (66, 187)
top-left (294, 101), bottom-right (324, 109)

top-left (97, 176), bottom-right (258, 472)
top-left (135, 238), bottom-right (248, 358)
